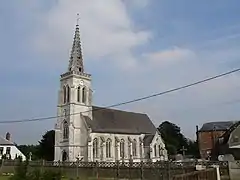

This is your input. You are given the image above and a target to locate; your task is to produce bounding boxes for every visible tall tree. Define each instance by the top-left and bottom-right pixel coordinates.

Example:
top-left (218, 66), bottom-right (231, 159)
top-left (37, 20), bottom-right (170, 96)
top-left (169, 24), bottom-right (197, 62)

top-left (158, 121), bottom-right (199, 157)
top-left (38, 130), bottom-right (55, 161)
top-left (158, 121), bottom-right (188, 155)
top-left (17, 145), bottom-right (40, 160)
top-left (187, 140), bottom-right (200, 158)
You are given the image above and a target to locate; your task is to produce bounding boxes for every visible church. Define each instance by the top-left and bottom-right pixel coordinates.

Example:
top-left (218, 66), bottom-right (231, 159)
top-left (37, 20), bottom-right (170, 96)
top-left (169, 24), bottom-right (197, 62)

top-left (54, 23), bottom-right (168, 162)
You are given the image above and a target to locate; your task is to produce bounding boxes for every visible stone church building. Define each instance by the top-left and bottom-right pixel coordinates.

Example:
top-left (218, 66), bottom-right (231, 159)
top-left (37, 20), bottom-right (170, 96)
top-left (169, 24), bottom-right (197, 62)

top-left (54, 24), bottom-right (168, 162)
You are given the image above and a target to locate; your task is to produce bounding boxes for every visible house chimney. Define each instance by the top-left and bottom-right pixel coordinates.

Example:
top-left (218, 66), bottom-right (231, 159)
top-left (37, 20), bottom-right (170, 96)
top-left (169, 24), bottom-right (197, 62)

top-left (6, 132), bottom-right (10, 141)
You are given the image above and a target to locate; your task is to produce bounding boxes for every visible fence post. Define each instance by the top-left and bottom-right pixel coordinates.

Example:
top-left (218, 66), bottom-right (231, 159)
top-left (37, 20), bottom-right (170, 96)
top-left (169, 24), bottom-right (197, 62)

top-left (95, 161), bottom-right (99, 180)
top-left (140, 160), bottom-right (144, 180)
top-left (167, 161), bottom-right (170, 180)
top-left (0, 159), bottom-right (4, 175)
top-left (76, 160), bottom-right (79, 179)
top-left (41, 159), bottom-right (45, 174)
top-left (116, 160), bottom-right (120, 179)
top-left (212, 165), bottom-right (221, 180)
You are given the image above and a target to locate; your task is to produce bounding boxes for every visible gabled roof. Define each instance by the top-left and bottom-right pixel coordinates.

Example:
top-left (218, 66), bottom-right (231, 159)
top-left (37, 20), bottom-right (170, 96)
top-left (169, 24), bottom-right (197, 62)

top-left (199, 121), bottom-right (237, 132)
top-left (83, 106), bottom-right (156, 135)
top-left (219, 121), bottom-right (240, 145)
top-left (0, 137), bottom-right (14, 146)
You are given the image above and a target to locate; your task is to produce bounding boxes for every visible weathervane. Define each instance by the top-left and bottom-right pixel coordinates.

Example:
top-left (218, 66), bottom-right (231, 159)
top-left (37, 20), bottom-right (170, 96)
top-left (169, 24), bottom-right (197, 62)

top-left (76, 13), bottom-right (80, 26)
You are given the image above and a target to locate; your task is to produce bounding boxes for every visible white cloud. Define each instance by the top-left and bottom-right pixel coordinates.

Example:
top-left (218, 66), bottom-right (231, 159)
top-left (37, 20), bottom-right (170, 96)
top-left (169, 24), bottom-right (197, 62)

top-left (143, 47), bottom-right (196, 66)
top-left (127, 0), bottom-right (149, 8)
top-left (30, 0), bottom-right (151, 69)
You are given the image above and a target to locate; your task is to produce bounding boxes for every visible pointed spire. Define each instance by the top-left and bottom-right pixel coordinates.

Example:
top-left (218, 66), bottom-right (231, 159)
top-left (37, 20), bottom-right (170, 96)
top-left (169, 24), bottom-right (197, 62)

top-left (68, 14), bottom-right (84, 73)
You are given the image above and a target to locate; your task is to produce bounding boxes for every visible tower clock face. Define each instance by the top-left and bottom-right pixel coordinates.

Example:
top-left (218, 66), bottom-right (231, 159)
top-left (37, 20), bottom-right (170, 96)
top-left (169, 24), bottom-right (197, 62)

top-left (80, 80), bottom-right (84, 85)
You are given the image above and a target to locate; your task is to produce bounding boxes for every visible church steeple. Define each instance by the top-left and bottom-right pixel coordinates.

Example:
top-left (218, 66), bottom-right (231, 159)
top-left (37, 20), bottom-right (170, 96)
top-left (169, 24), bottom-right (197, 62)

top-left (68, 18), bottom-right (84, 73)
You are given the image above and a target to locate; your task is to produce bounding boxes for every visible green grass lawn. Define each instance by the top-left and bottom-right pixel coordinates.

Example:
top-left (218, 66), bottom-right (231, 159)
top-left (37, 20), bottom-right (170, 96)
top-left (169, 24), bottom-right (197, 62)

top-left (0, 176), bottom-right (69, 180)
top-left (0, 176), bottom-right (10, 180)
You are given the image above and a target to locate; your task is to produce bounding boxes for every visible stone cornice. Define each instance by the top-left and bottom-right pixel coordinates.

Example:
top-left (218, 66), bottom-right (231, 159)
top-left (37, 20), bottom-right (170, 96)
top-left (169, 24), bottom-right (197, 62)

top-left (60, 71), bottom-right (91, 81)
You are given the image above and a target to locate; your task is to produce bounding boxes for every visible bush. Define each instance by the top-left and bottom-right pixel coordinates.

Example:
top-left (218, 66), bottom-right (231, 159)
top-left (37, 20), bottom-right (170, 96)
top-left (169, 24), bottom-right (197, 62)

top-left (27, 168), bottom-right (61, 180)
top-left (10, 158), bottom-right (61, 180)
top-left (10, 158), bottom-right (28, 180)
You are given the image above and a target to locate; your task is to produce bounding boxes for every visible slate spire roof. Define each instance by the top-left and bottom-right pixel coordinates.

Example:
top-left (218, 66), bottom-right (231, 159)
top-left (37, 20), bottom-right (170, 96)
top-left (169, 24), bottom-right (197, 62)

top-left (68, 24), bottom-right (84, 73)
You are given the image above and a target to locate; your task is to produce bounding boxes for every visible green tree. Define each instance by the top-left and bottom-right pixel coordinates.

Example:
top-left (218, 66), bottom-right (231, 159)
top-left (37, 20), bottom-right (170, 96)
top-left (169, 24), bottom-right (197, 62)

top-left (38, 130), bottom-right (55, 161)
top-left (17, 145), bottom-right (40, 160)
top-left (158, 121), bottom-right (199, 157)
top-left (187, 140), bottom-right (200, 158)
top-left (158, 121), bottom-right (188, 155)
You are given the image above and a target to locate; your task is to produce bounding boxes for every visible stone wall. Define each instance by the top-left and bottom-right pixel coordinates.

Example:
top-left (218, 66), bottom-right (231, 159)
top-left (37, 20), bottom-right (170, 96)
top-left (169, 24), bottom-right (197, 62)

top-left (229, 161), bottom-right (240, 180)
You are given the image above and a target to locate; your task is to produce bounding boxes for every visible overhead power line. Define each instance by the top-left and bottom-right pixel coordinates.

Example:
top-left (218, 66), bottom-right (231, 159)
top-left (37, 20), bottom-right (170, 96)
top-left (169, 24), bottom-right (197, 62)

top-left (1, 67), bottom-right (240, 124)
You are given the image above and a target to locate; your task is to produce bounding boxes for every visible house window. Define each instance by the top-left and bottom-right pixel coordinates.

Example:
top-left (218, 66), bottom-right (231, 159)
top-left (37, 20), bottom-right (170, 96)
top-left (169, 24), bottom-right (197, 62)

top-left (77, 86), bottom-right (81, 102)
top-left (106, 139), bottom-right (111, 158)
top-left (6, 147), bottom-right (11, 159)
top-left (6, 147), bottom-right (11, 155)
top-left (232, 135), bottom-right (239, 143)
top-left (154, 144), bottom-right (157, 157)
top-left (132, 139), bottom-right (137, 157)
top-left (63, 121), bottom-right (69, 139)
top-left (93, 138), bottom-right (98, 158)
top-left (120, 139), bottom-right (125, 158)
top-left (0, 147), bottom-right (3, 155)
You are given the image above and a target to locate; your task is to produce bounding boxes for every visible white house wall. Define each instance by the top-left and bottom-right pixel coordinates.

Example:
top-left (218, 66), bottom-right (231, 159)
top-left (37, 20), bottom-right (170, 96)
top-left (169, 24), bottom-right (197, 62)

top-left (0, 145), bottom-right (26, 161)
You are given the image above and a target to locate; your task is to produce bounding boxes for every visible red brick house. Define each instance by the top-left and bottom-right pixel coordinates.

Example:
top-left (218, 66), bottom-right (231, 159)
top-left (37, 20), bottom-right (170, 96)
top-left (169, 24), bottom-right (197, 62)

top-left (197, 121), bottom-right (236, 159)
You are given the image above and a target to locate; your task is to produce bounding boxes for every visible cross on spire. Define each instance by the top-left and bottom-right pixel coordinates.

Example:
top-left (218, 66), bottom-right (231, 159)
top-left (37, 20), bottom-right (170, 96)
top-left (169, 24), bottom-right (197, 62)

top-left (76, 13), bottom-right (80, 26)
top-left (68, 14), bottom-right (84, 73)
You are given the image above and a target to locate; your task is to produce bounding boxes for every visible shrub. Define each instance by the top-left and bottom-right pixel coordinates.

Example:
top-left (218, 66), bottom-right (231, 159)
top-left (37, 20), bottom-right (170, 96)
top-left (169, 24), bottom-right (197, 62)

top-left (10, 158), bottom-right (61, 180)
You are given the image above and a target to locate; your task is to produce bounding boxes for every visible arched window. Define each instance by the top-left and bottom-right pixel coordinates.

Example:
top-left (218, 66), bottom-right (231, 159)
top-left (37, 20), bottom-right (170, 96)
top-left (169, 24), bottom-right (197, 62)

top-left (154, 144), bottom-right (157, 157)
top-left (63, 121), bottom-right (69, 139)
top-left (66, 85), bottom-right (70, 103)
top-left (63, 86), bottom-right (66, 103)
top-left (120, 139), bottom-right (125, 158)
top-left (139, 142), bottom-right (143, 159)
top-left (93, 138), bottom-right (98, 158)
top-left (106, 138), bottom-right (112, 158)
top-left (77, 86), bottom-right (81, 102)
top-left (132, 139), bottom-right (137, 157)
top-left (158, 145), bottom-right (162, 157)
top-left (82, 87), bottom-right (86, 103)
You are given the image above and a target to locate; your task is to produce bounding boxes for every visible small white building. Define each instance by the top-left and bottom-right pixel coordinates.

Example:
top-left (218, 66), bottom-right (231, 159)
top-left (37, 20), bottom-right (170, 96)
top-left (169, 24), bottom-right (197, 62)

top-left (0, 133), bottom-right (26, 161)
top-left (54, 23), bottom-right (168, 162)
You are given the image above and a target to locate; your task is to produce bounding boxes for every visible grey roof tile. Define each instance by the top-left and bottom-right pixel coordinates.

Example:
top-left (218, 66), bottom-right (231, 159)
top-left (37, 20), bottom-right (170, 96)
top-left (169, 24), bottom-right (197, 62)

top-left (0, 137), bottom-right (14, 146)
top-left (84, 106), bottom-right (156, 135)
top-left (199, 121), bottom-right (237, 132)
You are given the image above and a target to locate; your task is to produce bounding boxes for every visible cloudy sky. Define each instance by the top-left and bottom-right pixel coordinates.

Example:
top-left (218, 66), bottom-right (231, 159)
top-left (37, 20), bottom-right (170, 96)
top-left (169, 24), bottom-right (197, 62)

top-left (1, 0), bottom-right (240, 144)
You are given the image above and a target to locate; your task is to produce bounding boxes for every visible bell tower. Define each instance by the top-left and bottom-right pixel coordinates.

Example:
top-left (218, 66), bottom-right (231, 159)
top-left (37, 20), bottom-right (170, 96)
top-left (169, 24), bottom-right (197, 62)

top-left (54, 17), bottom-right (93, 162)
